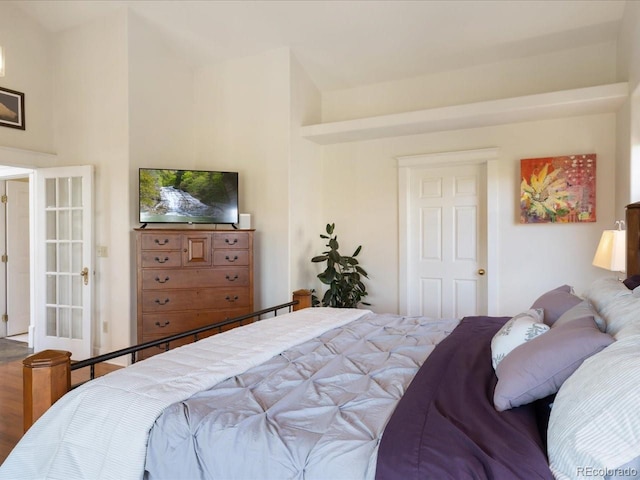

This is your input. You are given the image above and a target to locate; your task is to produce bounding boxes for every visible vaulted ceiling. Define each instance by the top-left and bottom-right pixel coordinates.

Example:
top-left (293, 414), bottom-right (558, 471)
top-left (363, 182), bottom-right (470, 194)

top-left (13, 0), bottom-right (627, 91)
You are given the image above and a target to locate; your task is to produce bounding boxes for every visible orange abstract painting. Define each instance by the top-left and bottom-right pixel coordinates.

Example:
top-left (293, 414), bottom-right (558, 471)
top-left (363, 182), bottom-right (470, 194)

top-left (520, 154), bottom-right (596, 223)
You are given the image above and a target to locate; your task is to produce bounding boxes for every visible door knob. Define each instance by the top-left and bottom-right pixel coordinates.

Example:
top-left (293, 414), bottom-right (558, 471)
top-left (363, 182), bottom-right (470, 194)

top-left (80, 267), bottom-right (89, 285)
top-left (477, 268), bottom-right (486, 276)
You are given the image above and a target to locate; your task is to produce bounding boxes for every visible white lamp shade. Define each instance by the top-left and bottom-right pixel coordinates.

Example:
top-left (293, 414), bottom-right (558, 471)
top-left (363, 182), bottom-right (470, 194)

top-left (0, 46), bottom-right (4, 77)
top-left (592, 229), bottom-right (626, 272)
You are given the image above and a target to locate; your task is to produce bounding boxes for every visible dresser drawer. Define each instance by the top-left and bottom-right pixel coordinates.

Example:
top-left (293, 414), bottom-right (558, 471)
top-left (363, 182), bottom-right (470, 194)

top-left (142, 307), bottom-right (253, 335)
top-left (141, 251), bottom-right (182, 268)
top-left (213, 232), bottom-right (250, 249)
top-left (213, 249), bottom-right (249, 266)
top-left (140, 233), bottom-right (182, 250)
top-left (141, 287), bottom-right (251, 312)
top-left (141, 267), bottom-right (250, 289)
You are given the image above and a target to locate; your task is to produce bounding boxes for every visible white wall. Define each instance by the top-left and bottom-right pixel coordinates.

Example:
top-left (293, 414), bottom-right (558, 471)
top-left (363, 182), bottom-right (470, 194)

top-left (53, 10), bottom-right (130, 353)
top-left (618, 1), bottom-right (640, 93)
top-left (632, 91), bottom-right (640, 204)
top-left (128, 12), bottom-right (196, 175)
top-left (0, 2), bottom-right (54, 158)
top-left (617, 0), bottom-right (640, 206)
top-left (289, 54), bottom-right (323, 293)
top-left (194, 48), bottom-right (292, 310)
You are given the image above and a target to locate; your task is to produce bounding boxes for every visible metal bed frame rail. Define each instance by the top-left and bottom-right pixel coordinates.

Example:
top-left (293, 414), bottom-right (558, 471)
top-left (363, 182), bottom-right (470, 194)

top-left (72, 299), bottom-right (300, 382)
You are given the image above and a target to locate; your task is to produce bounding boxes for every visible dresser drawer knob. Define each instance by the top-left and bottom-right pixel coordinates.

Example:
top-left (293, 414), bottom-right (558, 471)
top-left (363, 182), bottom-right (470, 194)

top-left (155, 276), bottom-right (170, 284)
top-left (155, 320), bottom-right (170, 328)
top-left (225, 238), bottom-right (238, 245)
top-left (154, 298), bottom-right (170, 306)
top-left (155, 256), bottom-right (170, 264)
top-left (225, 274), bottom-right (239, 282)
top-left (225, 295), bottom-right (239, 302)
top-left (154, 238), bottom-right (170, 246)
top-left (225, 255), bottom-right (239, 262)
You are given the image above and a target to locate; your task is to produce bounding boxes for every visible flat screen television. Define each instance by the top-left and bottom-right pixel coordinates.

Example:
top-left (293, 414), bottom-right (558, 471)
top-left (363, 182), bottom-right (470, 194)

top-left (139, 168), bottom-right (239, 225)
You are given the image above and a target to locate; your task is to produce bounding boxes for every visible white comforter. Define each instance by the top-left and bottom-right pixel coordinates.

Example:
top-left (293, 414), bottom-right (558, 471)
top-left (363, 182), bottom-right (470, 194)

top-left (0, 308), bottom-right (370, 480)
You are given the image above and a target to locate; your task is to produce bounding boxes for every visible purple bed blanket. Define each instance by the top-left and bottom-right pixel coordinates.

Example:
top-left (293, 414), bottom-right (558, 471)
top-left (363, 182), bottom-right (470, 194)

top-left (376, 316), bottom-right (554, 480)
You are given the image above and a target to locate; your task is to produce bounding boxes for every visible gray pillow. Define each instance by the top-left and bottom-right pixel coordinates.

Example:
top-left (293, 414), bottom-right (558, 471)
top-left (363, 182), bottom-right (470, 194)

top-left (493, 315), bottom-right (614, 411)
top-left (530, 284), bottom-right (582, 326)
top-left (554, 300), bottom-right (606, 332)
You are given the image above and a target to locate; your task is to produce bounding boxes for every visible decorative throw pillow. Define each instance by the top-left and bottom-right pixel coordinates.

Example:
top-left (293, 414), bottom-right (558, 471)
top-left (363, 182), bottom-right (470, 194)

top-left (553, 300), bottom-right (605, 332)
top-left (623, 274), bottom-right (640, 290)
top-left (490, 309), bottom-right (547, 369)
top-left (530, 284), bottom-right (582, 326)
top-left (493, 315), bottom-right (614, 412)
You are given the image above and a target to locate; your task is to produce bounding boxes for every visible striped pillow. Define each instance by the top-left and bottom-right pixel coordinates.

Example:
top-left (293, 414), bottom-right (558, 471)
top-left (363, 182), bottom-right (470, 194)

top-left (548, 336), bottom-right (640, 479)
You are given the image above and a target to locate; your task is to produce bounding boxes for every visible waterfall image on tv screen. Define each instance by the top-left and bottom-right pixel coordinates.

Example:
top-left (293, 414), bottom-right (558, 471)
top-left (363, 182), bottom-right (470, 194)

top-left (139, 168), bottom-right (239, 224)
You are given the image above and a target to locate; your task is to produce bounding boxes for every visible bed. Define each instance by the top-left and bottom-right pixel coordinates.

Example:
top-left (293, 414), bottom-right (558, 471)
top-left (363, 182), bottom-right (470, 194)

top-left (1, 206), bottom-right (640, 479)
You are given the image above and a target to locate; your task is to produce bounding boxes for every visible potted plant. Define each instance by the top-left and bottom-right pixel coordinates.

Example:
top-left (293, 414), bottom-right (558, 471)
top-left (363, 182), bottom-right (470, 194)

top-left (311, 223), bottom-right (369, 308)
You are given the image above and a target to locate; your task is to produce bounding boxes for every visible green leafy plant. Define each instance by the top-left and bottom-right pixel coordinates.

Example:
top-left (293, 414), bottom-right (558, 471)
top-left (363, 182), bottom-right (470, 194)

top-left (311, 223), bottom-right (369, 308)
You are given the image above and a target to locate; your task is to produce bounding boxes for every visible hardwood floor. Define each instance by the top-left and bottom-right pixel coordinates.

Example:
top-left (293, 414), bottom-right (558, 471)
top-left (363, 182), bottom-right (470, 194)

top-left (0, 358), bottom-right (121, 464)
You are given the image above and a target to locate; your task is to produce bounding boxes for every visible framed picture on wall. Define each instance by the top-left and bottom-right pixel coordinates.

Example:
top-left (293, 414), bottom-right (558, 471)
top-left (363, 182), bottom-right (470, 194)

top-left (520, 153), bottom-right (596, 223)
top-left (0, 86), bottom-right (25, 130)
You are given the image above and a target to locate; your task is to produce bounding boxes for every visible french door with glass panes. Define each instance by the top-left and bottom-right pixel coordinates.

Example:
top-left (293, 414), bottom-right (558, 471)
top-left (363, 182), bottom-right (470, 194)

top-left (34, 166), bottom-right (94, 359)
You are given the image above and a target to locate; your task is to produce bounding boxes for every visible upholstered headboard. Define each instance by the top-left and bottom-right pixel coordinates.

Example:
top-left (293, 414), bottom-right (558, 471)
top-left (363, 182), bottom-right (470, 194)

top-left (626, 202), bottom-right (640, 276)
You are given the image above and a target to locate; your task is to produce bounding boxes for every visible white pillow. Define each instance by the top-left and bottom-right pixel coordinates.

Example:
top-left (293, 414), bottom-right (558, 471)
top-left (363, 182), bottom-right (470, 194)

top-left (548, 336), bottom-right (640, 479)
top-left (585, 276), bottom-right (631, 312)
top-left (490, 309), bottom-right (548, 369)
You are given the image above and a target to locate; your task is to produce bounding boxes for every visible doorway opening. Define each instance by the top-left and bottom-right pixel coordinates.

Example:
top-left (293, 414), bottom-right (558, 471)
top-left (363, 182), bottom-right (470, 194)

top-left (0, 166), bottom-right (34, 345)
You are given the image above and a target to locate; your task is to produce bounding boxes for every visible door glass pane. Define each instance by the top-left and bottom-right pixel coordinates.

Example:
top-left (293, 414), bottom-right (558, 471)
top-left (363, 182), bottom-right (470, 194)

top-left (46, 307), bottom-right (57, 336)
top-left (59, 276), bottom-right (71, 305)
top-left (72, 210), bottom-right (82, 240)
top-left (46, 243), bottom-right (56, 272)
top-left (59, 177), bottom-right (70, 208)
top-left (46, 211), bottom-right (56, 240)
top-left (45, 178), bottom-right (56, 208)
top-left (46, 275), bottom-right (56, 304)
top-left (59, 210), bottom-right (70, 240)
top-left (72, 243), bottom-right (82, 273)
top-left (71, 308), bottom-right (82, 339)
top-left (59, 243), bottom-right (70, 273)
top-left (59, 308), bottom-right (70, 338)
top-left (72, 276), bottom-right (82, 307)
top-left (71, 177), bottom-right (82, 207)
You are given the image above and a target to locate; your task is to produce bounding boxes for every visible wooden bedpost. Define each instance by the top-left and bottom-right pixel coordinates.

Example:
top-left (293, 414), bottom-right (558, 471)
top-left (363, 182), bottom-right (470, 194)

top-left (292, 289), bottom-right (312, 311)
top-left (626, 202), bottom-right (640, 276)
top-left (23, 350), bottom-right (71, 432)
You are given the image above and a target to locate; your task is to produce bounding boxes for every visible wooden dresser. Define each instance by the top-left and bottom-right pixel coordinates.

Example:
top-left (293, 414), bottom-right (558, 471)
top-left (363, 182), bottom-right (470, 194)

top-left (135, 228), bottom-right (254, 358)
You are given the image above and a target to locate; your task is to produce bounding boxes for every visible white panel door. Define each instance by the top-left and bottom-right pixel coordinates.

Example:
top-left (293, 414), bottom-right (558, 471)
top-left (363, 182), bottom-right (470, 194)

top-left (34, 166), bottom-right (94, 359)
top-left (407, 164), bottom-right (487, 318)
top-left (6, 180), bottom-right (30, 336)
